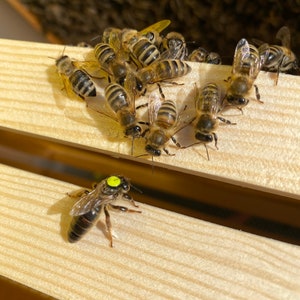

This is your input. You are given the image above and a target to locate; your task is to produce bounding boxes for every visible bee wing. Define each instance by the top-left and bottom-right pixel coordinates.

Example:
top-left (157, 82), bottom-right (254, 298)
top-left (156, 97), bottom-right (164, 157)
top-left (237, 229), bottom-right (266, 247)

top-left (57, 73), bottom-right (76, 99)
top-left (123, 71), bottom-right (138, 112)
top-left (69, 181), bottom-right (109, 216)
top-left (173, 105), bottom-right (196, 134)
top-left (232, 38), bottom-right (250, 75)
top-left (258, 43), bottom-right (270, 67)
top-left (85, 95), bottom-right (119, 123)
top-left (139, 20), bottom-right (171, 36)
top-left (276, 26), bottom-right (291, 49)
top-left (148, 92), bottom-right (163, 125)
top-left (72, 60), bottom-right (106, 78)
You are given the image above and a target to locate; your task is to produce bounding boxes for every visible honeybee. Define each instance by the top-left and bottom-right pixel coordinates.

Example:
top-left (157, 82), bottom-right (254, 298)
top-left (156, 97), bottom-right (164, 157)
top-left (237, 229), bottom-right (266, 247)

top-left (160, 32), bottom-right (188, 60)
top-left (135, 59), bottom-right (192, 96)
top-left (188, 47), bottom-right (222, 65)
top-left (86, 72), bottom-right (144, 154)
top-left (223, 38), bottom-right (269, 111)
top-left (68, 175), bottom-right (141, 247)
top-left (193, 83), bottom-right (235, 160)
top-left (142, 95), bottom-right (192, 156)
top-left (121, 20), bottom-right (171, 67)
top-left (252, 26), bottom-right (299, 84)
top-left (55, 55), bottom-right (96, 99)
top-left (139, 19), bottom-right (171, 48)
top-left (94, 42), bottom-right (128, 84)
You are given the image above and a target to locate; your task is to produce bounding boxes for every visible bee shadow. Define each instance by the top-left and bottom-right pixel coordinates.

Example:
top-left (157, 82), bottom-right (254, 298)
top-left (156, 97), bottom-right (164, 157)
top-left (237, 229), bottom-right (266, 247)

top-left (47, 188), bottom-right (84, 242)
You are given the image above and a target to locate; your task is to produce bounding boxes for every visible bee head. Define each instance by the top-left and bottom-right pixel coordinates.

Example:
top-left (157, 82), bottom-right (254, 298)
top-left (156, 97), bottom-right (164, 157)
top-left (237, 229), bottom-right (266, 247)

top-left (226, 95), bottom-right (249, 107)
top-left (195, 132), bottom-right (214, 144)
top-left (106, 176), bottom-right (130, 193)
top-left (125, 125), bottom-right (142, 138)
top-left (145, 144), bottom-right (161, 156)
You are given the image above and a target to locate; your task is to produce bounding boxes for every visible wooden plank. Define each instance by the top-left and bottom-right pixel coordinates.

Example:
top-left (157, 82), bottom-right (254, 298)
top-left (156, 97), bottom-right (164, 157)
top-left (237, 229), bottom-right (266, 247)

top-left (0, 163), bottom-right (299, 300)
top-left (0, 38), bottom-right (299, 222)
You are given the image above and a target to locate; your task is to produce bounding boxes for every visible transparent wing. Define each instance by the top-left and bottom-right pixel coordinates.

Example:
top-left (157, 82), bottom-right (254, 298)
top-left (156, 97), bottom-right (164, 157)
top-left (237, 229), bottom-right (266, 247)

top-left (69, 181), bottom-right (112, 216)
top-left (138, 20), bottom-right (171, 36)
top-left (232, 38), bottom-right (250, 75)
top-left (148, 91), bottom-right (163, 125)
top-left (85, 94), bottom-right (119, 123)
top-left (276, 26), bottom-right (291, 49)
top-left (123, 71), bottom-right (138, 112)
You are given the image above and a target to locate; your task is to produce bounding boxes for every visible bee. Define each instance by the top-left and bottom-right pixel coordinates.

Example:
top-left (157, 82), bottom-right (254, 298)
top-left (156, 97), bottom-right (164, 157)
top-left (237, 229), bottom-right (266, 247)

top-left (121, 20), bottom-right (171, 67)
top-left (55, 54), bottom-right (96, 99)
top-left (135, 59), bottom-right (192, 96)
top-left (252, 26), bottom-right (298, 84)
top-left (86, 72), bottom-right (144, 154)
top-left (94, 42), bottom-right (128, 84)
top-left (143, 95), bottom-right (192, 156)
top-left (68, 175), bottom-right (141, 247)
top-left (193, 83), bottom-right (235, 160)
top-left (223, 38), bottom-right (269, 111)
top-left (188, 47), bottom-right (222, 65)
top-left (139, 19), bottom-right (171, 48)
top-left (160, 32), bottom-right (188, 60)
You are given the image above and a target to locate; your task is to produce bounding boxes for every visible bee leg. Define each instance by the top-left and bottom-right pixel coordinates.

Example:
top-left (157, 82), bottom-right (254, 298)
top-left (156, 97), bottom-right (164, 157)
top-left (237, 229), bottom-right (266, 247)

top-left (122, 193), bottom-right (140, 207)
top-left (217, 116), bottom-right (236, 125)
top-left (213, 132), bottom-right (219, 150)
top-left (163, 148), bottom-right (175, 156)
top-left (109, 204), bottom-right (142, 213)
top-left (204, 144), bottom-right (210, 161)
top-left (67, 188), bottom-right (90, 198)
top-left (171, 135), bottom-right (182, 148)
top-left (104, 205), bottom-right (113, 247)
top-left (254, 85), bottom-right (263, 103)
top-left (157, 83), bottom-right (165, 99)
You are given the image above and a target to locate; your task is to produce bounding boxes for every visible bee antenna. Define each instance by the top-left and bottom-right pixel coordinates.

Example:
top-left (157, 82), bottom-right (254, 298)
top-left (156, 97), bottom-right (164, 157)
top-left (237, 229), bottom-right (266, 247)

top-left (130, 183), bottom-right (143, 194)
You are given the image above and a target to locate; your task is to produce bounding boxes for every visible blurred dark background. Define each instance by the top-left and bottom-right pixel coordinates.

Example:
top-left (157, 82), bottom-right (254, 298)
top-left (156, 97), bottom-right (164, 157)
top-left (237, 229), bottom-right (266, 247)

top-left (19, 0), bottom-right (300, 64)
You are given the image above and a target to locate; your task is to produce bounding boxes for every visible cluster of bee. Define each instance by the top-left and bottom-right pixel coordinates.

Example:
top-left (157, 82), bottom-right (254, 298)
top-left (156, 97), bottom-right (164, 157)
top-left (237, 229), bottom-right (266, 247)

top-left (55, 21), bottom-right (298, 161)
top-left (57, 22), bottom-right (298, 246)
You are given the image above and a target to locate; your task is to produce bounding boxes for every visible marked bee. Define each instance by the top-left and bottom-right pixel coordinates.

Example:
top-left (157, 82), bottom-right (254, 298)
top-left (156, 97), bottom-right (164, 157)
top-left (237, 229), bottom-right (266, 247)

top-left (253, 26), bottom-right (299, 84)
top-left (188, 47), bottom-right (222, 65)
top-left (68, 175), bottom-right (141, 247)
top-left (142, 94), bottom-right (192, 156)
top-left (55, 55), bottom-right (97, 99)
top-left (94, 42), bottom-right (128, 84)
top-left (160, 32), bottom-right (188, 60)
top-left (223, 38), bottom-right (269, 111)
top-left (193, 83), bottom-right (235, 160)
top-left (135, 59), bottom-right (192, 96)
top-left (121, 20), bottom-right (171, 67)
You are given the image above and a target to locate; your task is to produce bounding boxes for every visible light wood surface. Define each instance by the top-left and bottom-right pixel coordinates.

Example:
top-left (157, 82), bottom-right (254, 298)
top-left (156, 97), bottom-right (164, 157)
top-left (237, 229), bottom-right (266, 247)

top-left (0, 38), bottom-right (299, 202)
top-left (0, 163), bottom-right (299, 300)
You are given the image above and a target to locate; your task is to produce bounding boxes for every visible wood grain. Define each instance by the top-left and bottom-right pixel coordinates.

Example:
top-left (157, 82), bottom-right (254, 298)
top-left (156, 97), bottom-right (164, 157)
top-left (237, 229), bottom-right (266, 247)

top-left (0, 163), bottom-right (299, 300)
top-left (0, 38), bottom-right (299, 202)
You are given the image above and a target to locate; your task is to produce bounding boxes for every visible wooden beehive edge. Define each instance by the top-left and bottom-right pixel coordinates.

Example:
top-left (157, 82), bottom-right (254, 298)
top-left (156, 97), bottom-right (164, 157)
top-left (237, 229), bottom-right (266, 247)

top-left (0, 163), bottom-right (300, 300)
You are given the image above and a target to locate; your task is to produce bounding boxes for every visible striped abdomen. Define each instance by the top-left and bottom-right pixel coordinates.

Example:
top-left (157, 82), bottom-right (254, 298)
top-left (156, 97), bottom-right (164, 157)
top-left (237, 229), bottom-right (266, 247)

top-left (69, 69), bottom-right (96, 98)
top-left (105, 83), bottom-right (130, 113)
top-left (130, 37), bottom-right (160, 66)
top-left (94, 43), bottom-right (116, 71)
top-left (154, 59), bottom-right (191, 81)
top-left (68, 206), bottom-right (101, 243)
top-left (156, 100), bottom-right (177, 129)
top-left (197, 83), bottom-right (220, 114)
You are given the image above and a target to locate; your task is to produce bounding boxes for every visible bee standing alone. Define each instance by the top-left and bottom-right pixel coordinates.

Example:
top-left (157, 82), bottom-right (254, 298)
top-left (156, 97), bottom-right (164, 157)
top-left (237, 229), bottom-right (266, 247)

top-left (68, 175), bottom-right (141, 247)
top-left (55, 54), bottom-right (97, 99)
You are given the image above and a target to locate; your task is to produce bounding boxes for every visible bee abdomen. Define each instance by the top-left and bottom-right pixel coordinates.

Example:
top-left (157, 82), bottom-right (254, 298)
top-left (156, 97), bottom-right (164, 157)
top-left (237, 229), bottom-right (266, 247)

top-left (70, 70), bottom-right (96, 98)
top-left (132, 39), bottom-right (160, 66)
top-left (68, 207), bottom-right (101, 243)
top-left (156, 59), bottom-right (191, 80)
top-left (156, 100), bottom-right (177, 128)
top-left (94, 43), bottom-right (116, 70)
top-left (105, 83), bottom-right (129, 112)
